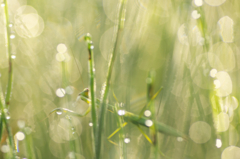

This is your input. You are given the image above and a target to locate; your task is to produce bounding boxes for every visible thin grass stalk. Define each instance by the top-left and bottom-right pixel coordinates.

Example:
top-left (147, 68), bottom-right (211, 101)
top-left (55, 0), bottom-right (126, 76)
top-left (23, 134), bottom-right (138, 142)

top-left (0, 83), bottom-right (16, 159)
top-left (24, 131), bottom-right (36, 159)
top-left (61, 55), bottom-right (78, 158)
top-left (113, 103), bottom-right (126, 159)
top-left (96, 0), bottom-right (127, 158)
top-left (3, 0), bottom-right (13, 109)
top-left (84, 34), bottom-right (98, 155)
top-left (1, 0), bottom-right (13, 146)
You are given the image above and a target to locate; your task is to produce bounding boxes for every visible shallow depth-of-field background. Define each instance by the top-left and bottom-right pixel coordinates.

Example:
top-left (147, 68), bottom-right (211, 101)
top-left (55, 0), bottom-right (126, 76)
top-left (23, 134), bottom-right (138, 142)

top-left (0, 0), bottom-right (240, 158)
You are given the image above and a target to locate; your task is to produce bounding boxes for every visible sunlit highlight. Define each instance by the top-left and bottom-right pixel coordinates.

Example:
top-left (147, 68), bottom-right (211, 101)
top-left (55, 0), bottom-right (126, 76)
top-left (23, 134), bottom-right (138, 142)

top-left (216, 139), bottom-right (222, 148)
top-left (194, 0), bottom-right (203, 6)
top-left (124, 138), bottom-right (130, 144)
top-left (118, 110), bottom-right (125, 116)
top-left (56, 88), bottom-right (66, 98)
top-left (145, 120), bottom-right (153, 127)
top-left (191, 10), bottom-right (201, 19)
top-left (16, 132), bottom-right (25, 141)
top-left (210, 69), bottom-right (217, 78)
top-left (144, 110), bottom-right (151, 117)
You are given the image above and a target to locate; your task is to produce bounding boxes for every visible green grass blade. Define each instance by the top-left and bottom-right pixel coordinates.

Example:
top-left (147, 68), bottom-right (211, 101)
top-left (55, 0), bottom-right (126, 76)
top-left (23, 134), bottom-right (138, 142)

top-left (124, 112), bottom-right (187, 139)
top-left (96, 0), bottom-right (127, 158)
top-left (0, 83), bottom-right (16, 159)
top-left (3, 0), bottom-right (13, 109)
top-left (84, 33), bottom-right (98, 155)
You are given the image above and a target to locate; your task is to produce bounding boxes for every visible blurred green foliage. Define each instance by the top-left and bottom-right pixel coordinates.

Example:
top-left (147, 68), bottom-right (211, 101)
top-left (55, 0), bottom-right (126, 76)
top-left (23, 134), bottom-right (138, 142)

top-left (0, 0), bottom-right (240, 158)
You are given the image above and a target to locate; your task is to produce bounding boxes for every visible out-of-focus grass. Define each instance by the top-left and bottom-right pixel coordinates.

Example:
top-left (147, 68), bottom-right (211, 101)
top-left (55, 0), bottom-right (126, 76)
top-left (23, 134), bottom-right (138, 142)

top-left (0, 0), bottom-right (240, 159)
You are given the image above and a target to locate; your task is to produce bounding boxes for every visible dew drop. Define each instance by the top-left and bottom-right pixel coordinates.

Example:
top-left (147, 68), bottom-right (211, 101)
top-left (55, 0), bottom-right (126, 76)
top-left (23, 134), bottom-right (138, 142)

top-left (210, 69), bottom-right (217, 78)
top-left (145, 120), bottom-right (153, 127)
top-left (191, 10), bottom-right (201, 19)
top-left (90, 45), bottom-right (94, 50)
top-left (144, 110), bottom-right (151, 117)
top-left (11, 55), bottom-right (16, 59)
top-left (118, 110), bottom-right (125, 116)
top-left (1, 145), bottom-right (9, 153)
top-left (16, 132), bottom-right (25, 141)
top-left (6, 116), bottom-right (10, 120)
top-left (194, 0), bottom-right (203, 6)
top-left (9, 23), bottom-right (13, 27)
top-left (56, 110), bottom-right (63, 115)
top-left (56, 88), bottom-right (65, 98)
top-left (1, 3), bottom-right (5, 7)
top-left (57, 43), bottom-right (67, 53)
top-left (10, 34), bottom-right (15, 39)
top-left (216, 139), bottom-right (222, 148)
top-left (124, 138), bottom-right (130, 144)
top-left (89, 122), bottom-right (93, 127)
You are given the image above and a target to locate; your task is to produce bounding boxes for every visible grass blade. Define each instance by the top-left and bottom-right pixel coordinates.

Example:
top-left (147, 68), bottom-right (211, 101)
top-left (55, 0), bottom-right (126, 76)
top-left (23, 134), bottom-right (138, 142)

top-left (96, 0), bottom-right (127, 158)
top-left (84, 33), bottom-right (98, 155)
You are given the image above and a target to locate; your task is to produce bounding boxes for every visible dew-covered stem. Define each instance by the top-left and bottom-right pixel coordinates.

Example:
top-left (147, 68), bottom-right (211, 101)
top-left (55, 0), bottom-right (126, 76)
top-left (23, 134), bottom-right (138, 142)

top-left (84, 33), bottom-right (98, 155)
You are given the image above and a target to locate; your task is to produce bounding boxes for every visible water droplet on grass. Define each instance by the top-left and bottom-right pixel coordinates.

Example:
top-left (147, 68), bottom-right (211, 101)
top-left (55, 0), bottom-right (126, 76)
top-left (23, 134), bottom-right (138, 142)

top-left (11, 55), bottom-right (16, 59)
top-left (1, 3), bottom-right (5, 7)
top-left (144, 110), bottom-right (151, 117)
top-left (56, 88), bottom-right (65, 97)
top-left (124, 138), bottom-right (130, 143)
top-left (10, 34), bottom-right (15, 39)
top-left (56, 110), bottom-right (63, 115)
top-left (16, 132), bottom-right (25, 141)
top-left (216, 139), bottom-right (222, 148)
top-left (118, 110), bottom-right (125, 116)
top-left (145, 120), bottom-right (153, 127)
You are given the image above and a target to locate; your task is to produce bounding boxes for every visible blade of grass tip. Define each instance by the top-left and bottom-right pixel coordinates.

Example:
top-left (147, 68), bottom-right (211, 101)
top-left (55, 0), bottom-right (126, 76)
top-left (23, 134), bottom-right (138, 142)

top-left (3, 0), bottom-right (13, 109)
top-left (84, 33), bottom-right (98, 154)
top-left (96, 0), bottom-right (127, 158)
top-left (0, 83), bottom-right (16, 159)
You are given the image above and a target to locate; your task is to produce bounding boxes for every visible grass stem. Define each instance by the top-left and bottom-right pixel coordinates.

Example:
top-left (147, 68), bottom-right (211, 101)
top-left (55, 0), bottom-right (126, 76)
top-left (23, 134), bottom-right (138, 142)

top-left (96, 0), bottom-right (127, 158)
